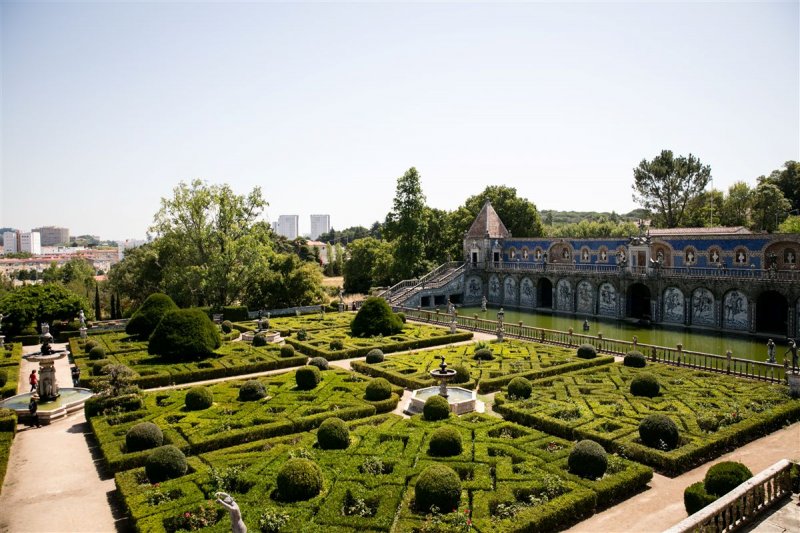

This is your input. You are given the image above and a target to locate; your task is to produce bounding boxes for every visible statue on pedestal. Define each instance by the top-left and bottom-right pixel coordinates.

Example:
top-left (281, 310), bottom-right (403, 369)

top-left (216, 492), bottom-right (246, 533)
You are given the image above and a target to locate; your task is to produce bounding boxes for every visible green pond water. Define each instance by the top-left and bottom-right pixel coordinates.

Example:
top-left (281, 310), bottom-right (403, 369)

top-left (0, 388), bottom-right (93, 411)
top-left (459, 306), bottom-right (780, 362)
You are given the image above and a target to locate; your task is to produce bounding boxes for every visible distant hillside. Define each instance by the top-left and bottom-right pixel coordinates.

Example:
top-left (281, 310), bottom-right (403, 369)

top-left (540, 209), bottom-right (649, 225)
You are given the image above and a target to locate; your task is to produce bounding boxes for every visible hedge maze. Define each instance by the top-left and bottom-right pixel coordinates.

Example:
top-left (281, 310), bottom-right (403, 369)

top-left (114, 413), bottom-right (652, 533)
top-left (494, 363), bottom-right (800, 476)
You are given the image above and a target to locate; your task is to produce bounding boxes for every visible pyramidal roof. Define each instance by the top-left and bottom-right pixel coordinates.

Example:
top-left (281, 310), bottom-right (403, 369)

top-left (466, 201), bottom-right (510, 239)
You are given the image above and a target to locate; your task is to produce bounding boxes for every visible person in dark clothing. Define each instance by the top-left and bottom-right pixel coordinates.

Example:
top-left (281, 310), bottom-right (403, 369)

top-left (28, 397), bottom-right (41, 428)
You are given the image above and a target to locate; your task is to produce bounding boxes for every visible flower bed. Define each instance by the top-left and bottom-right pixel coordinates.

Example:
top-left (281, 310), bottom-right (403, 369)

top-left (69, 335), bottom-right (307, 389)
top-left (352, 339), bottom-right (614, 392)
top-left (114, 413), bottom-right (651, 532)
top-left (0, 343), bottom-right (23, 398)
top-left (88, 368), bottom-right (402, 472)
top-left (494, 363), bottom-right (800, 476)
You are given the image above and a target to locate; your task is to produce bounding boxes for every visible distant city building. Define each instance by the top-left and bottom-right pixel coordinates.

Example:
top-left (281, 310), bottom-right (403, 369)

top-left (1, 231), bottom-right (41, 255)
top-left (276, 215), bottom-right (299, 240)
top-left (117, 239), bottom-right (147, 260)
top-left (2, 232), bottom-right (18, 253)
top-left (32, 226), bottom-right (70, 246)
top-left (309, 214), bottom-right (330, 240)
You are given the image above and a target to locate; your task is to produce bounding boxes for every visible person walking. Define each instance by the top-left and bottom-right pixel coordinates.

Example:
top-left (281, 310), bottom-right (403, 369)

top-left (29, 369), bottom-right (38, 392)
top-left (28, 396), bottom-right (41, 428)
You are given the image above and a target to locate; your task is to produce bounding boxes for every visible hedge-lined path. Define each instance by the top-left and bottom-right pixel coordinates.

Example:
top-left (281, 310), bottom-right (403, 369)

top-left (1, 345), bottom-right (128, 532)
top-left (566, 421), bottom-right (800, 533)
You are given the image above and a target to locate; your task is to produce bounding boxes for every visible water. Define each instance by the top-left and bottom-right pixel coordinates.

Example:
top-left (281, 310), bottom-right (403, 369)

top-left (0, 388), bottom-right (93, 411)
top-left (413, 387), bottom-right (474, 402)
top-left (459, 306), bottom-right (778, 362)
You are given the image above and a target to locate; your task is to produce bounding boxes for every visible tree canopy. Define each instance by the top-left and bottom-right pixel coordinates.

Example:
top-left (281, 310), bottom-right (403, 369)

top-left (0, 284), bottom-right (89, 335)
top-left (383, 167), bottom-right (428, 280)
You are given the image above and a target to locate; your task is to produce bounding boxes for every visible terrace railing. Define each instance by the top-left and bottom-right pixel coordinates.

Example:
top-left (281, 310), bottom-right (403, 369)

top-left (396, 306), bottom-right (786, 383)
top-left (379, 262), bottom-right (465, 304)
top-left (664, 459), bottom-right (795, 533)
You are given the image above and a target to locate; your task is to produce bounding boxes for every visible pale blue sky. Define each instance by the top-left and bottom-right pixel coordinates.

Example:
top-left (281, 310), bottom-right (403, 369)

top-left (1, 1), bottom-right (798, 240)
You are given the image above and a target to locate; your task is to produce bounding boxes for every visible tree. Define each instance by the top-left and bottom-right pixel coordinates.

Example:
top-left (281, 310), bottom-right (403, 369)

top-left (763, 161), bottom-right (800, 212)
top-left (94, 283), bottom-right (102, 320)
top-left (0, 284), bottom-right (89, 335)
top-left (110, 293), bottom-right (117, 320)
top-left (342, 237), bottom-right (393, 294)
top-left (243, 254), bottom-right (323, 310)
top-left (778, 215), bottom-right (800, 234)
top-left (632, 150), bottom-right (712, 228)
top-left (752, 181), bottom-right (792, 232)
top-left (383, 167), bottom-right (428, 280)
top-left (108, 244), bottom-right (164, 309)
top-left (720, 182), bottom-right (753, 227)
top-left (684, 189), bottom-right (724, 228)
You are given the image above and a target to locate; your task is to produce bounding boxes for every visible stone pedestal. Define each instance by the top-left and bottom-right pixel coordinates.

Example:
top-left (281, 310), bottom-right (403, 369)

top-left (788, 373), bottom-right (800, 399)
top-left (0, 335), bottom-right (4, 348)
top-left (496, 327), bottom-right (504, 342)
top-left (37, 360), bottom-right (60, 401)
top-left (450, 320), bottom-right (457, 334)
top-left (79, 327), bottom-right (87, 339)
top-left (338, 303), bottom-right (345, 313)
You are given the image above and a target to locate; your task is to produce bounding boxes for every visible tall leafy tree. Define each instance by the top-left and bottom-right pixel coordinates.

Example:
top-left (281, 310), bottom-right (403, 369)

top-left (720, 182), bottom-right (753, 227)
top-left (684, 189), bottom-right (724, 227)
top-left (763, 161), bottom-right (800, 212)
top-left (383, 167), bottom-right (428, 280)
top-left (752, 181), bottom-right (792, 232)
top-left (342, 237), bottom-right (394, 293)
top-left (108, 243), bottom-right (164, 309)
top-left (632, 150), bottom-right (712, 228)
top-left (94, 283), bottom-right (102, 320)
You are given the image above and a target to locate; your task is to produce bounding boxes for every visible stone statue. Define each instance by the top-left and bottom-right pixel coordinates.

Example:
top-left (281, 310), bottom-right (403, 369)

top-left (216, 492), bottom-right (246, 533)
top-left (0, 313), bottom-right (4, 333)
top-left (767, 339), bottom-right (776, 364)
top-left (785, 340), bottom-right (798, 373)
top-left (78, 310), bottom-right (86, 329)
top-left (338, 288), bottom-right (344, 304)
top-left (481, 296), bottom-right (487, 312)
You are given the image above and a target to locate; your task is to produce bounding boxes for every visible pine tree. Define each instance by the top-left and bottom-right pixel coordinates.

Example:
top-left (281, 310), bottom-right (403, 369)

top-left (115, 292), bottom-right (123, 319)
top-left (110, 293), bottom-right (117, 320)
top-left (94, 283), bottom-right (102, 321)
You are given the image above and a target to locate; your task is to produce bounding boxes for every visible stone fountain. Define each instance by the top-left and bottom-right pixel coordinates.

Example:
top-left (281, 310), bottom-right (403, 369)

top-left (28, 323), bottom-right (68, 401)
top-left (431, 355), bottom-right (456, 398)
top-left (404, 355), bottom-right (483, 416)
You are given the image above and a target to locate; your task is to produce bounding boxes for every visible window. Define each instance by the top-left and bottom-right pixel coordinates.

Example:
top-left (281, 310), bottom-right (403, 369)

top-left (684, 247), bottom-right (696, 265)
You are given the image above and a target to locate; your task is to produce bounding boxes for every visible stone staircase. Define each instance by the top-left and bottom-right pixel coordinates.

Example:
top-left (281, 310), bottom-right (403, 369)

top-left (379, 262), bottom-right (465, 307)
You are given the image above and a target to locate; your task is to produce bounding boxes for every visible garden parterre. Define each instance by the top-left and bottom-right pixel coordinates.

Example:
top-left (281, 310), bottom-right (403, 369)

top-left (493, 363), bottom-right (800, 476)
top-left (89, 368), bottom-right (401, 472)
top-left (351, 340), bottom-right (614, 393)
top-left (114, 413), bottom-right (652, 533)
top-left (0, 343), bottom-right (22, 398)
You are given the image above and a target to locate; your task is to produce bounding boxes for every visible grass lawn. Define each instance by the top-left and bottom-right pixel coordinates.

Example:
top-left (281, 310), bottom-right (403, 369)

top-left (494, 362), bottom-right (800, 476)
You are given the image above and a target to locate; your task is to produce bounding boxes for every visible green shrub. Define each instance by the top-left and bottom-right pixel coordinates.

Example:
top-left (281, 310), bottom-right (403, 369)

top-left (577, 344), bottom-right (597, 359)
top-left (221, 320), bottom-right (233, 334)
top-left (568, 439), bottom-right (608, 479)
top-left (257, 509), bottom-right (290, 533)
top-left (296, 329), bottom-right (308, 341)
top-left (145, 445), bottom-right (188, 483)
top-left (507, 377), bottom-right (532, 399)
top-left (238, 380), bottom-right (267, 401)
top-left (423, 395), bottom-right (450, 421)
top-left (276, 458), bottom-right (323, 502)
top-left (630, 373), bottom-right (660, 397)
top-left (329, 339), bottom-right (344, 351)
top-left (365, 349), bottom-right (384, 364)
top-left (295, 366), bottom-right (321, 390)
top-left (452, 364), bottom-right (469, 384)
top-left (623, 351), bottom-right (647, 368)
top-left (428, 426), bottom-right (462, 457)
top-left (185, 387), bottom-right (213, 410)
top-left (125, 422), bottom-right (163, 452)
top-left (365, 378), bottom-right (392, 401)
top-left (279, 344), bottom-right (295, 358)
top-left (317, 417), bottom-right (350, 450)
top-left (252, 334), bottom-right (268, 347)
top-left (474, 348), bottom-right (494, 361)
top-left (88, 345), bottom-right (106, 361)
top-left (704, 461), bottom-right (753, 497)
top-left (84, 339), bottom-right (99, 352)
top-left (639, 414), bottom-right (680, 450)
top-left (147, 308), bottom-right (221, 359)
top-left (397, 312), bottom-right (406, 323)
top-left (350, 297), bottom-right (403, 337)
top-left (684, 481), bottom-right (716, 515)
top-left (308, 357), bottom-right (329, 371)
top-left (0, 370), bottom-right (6, 388)
top-left (415, 464), bottom-right (461, 513)
top-left (125, 293), bottom-right (178, 338)
top-left (222, 306), bottom-right (249, 322)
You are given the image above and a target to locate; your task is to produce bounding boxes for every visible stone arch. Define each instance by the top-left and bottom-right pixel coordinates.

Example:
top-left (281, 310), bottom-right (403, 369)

top-left (733, 247), bottom-right (749, 266)
top-left (508, 247), bottom-right (517, 260)
top-left (598, 282), bottom-right (618, 316)
top-left (520, 277), bottom-right (535, 307)
top-left (576, 280), bottom-right (594, 314)
top-left (580, 247), bottom-right (591, 263)
top-left (708, 246), bottom-right (723, 266)
top-left (763, 240), bottom-right (800, 270)
top-left (691, 288), bottom-right (715, 326)
top-left (549, 242), bottom-right (573, 263)
top-left (652, 241), bottom-right (673, 267)
top-left (598, 246), bottom-right (609, 263)
top-left (662, 287), bottom-right (685, 324)
top-left (627, 283), bottom-right (651, 319)
top-left (538, 278), bottom-right (553, 308)
top-left (756, 291), bottom-right (788, 335)
top-left (504, 276), bottom-right (517, 303)
top-left (556, 279), bottom-right (573, 311)
top-left (488, 274), bottom-right (501, 302)
top-left (521, 247), bottom-right (529, 260)
top-left (722, 289), bottom-right (749, 330)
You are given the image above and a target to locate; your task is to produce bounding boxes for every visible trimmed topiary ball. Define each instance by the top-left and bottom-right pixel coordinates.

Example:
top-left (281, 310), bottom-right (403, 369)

top-left (317, 417), bottom-right (350, 450)
top-left (145, 445), bottom-right (188, 483)
top-left (308, 357), bottom-right (329, 371)
top-left (276, 458), bottom-right (323, 502)
top-left (577, 344), bottom-right (597, 359)
top-left (148, 308), bottom-right (221, 359)
top-left (125, 293), bottom-right (178, 338)
top-left (365, 378), bottom-right (392, 401)
top-left (279, 344), bottom-right (295, 358)
top-left (252, 333), bottom-right (268, 347)
top-left (88, 345), bottom-right (106, 361)
top-left (423, 395), bottom-right (450, 421)
top-left (365, 349), bottom-right (384, 364)
top-left (295, 366), bottom-right (321, 390)
top-left (624, 351), bottom-right (647, 368)
top-left (221, 320), bottom-right (233, 334)
top-left (630, 373), bottom-right (660, 397)
top-left (507, 377), bottom-right (532, 399)
top-left (239, 380), bottom-right (267, 401)
top-left (704, 461), bottom-right (753, 497)
top-left (185, 386), bottom-right (213, 410)
top-left (329, 339), bottom-right (344, 351)
top-left (473, 348), bottom-right (494, 361)
top-left (684, 481), bottom-right (716, 515)
top-left (428, 426), bottom-right (463, 457)
top-left (350, 297), bottom-right (403, 337)
top-left (126, 422), bottom-right (164, 452)
top-left (296, 329), bottom-right (308, 341)
top-left (84, 339), bottom-right (99, 353)
top-left (568, 439), bottom-right (608, 479)
top-left (452, 364), bottom-right (469, 384)
top-left (415, 464), bottom-right (461, 513)
top-left (639, 414), bottom-right (680, 450)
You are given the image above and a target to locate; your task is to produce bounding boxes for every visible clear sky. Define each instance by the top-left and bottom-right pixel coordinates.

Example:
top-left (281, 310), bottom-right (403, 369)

top-left (1, 1), bottom-right (798, 240)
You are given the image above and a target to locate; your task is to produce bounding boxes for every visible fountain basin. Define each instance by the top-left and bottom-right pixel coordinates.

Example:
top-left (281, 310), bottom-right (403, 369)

top-left (241, 330), bottom-right (283, 344)
top-left (405, 386), bottom-right (480, 416)
top-left (0, 388), bottom-right (93, 425)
